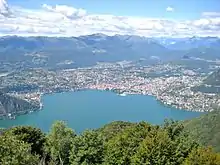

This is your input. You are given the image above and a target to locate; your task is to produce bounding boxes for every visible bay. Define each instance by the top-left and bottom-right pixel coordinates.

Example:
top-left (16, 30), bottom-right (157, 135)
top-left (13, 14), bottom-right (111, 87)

top-left (0, 90), bottom-right (203, 133)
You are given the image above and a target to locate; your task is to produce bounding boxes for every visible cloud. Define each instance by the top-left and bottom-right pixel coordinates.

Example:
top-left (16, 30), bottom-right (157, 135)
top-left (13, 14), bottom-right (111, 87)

top-left (42, 4), bottom-right (87, 19)
top-left (202, 12), bottom-right (220, 18)
top-left (0, 0), bottom-right (11, 17)
top-left (166, 6), bottom-right (174, 12)
top-left (193, 12), bottom-right (220, 32)
top-left (0, 0), bottom-right (220, 37)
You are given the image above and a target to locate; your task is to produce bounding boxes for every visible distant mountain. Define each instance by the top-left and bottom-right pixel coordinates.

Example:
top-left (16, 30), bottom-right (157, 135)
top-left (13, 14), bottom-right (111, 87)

top-left (0, 34), bottom-right (220, 72)
top-left (156, 37), bottom-right (220, 50)
top-left (0, 91), bottom-right (39, 118)
top-left (184, 109), bottom-right (220, 152)
top-left (155, 37), bottom-right (220, 61)
top-left (0, 35), bottom-right (171, 71)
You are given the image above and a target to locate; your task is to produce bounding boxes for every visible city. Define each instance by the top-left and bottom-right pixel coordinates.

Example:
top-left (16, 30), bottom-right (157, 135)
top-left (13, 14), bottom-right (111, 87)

top-left (1, 62), bottom-right (219, 113)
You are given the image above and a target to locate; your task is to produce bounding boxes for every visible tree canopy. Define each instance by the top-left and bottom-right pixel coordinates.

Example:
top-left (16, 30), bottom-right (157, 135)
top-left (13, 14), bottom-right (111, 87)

top-left (0, 120), bottom-right (220, 165)
top-left (0, 134), bottom-right (39, 165)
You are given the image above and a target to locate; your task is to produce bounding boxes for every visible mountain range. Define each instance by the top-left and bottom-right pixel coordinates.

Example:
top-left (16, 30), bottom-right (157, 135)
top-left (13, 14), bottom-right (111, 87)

top-left (156, 36), bottom-right (220, 50)
top-left (0, 34), bottom-right (220, 72)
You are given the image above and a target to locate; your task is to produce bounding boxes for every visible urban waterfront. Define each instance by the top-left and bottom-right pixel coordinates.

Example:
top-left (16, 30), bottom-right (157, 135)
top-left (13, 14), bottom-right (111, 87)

top-left (0, 90), bottom-right (203, 133)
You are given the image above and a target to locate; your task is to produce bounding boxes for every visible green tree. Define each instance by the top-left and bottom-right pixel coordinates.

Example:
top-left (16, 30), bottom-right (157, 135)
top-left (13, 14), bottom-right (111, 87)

top-left (45, 121), bottom-right (76, 165)
top-left (70, 130), bottom-right (104, 165)
top-left (131, 129), bottom-right (198, 165)
top-left (104, 122), bottom-right (157, 165)
top-left (97, 121), bottom-right (134, 142)
top-left (184, 109), bottom-right (220, 152)
top-left (183, 147), bottom-right (220, 165)
top-left (5, 126), bottom-right (46, 158)
top-left (163, 119), bottom-right (184, 140)
top-left (0, 135), bottom-right (39, 165)
top-left (131, 130), bottom-right (172, 164)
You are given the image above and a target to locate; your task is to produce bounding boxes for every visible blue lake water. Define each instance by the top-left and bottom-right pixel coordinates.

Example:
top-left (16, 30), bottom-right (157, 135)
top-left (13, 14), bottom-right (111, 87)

top-left (0, 90), bottom-right (203, 133)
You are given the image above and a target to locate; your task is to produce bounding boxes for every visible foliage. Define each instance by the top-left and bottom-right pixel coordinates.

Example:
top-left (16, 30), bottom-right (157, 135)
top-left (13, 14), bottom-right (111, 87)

top-left (0, 128), bottom-right (5, 135)
top-left (183, 147), bottom-right (220, 165)
top-left (163, 119), bottom-right (185, 140)
top-left (184, 109), bottom-right (220, 152)
top-left (131, 130), bottom-right (173, 164)
top-left (4, 126), bottom-right (46, 158)
top-left (0, 134), bottom-right (39, 165)
top-left (104, 121), bottom-right (199, 165)
top-left (97, 121), bottom-right (134, 141)
top-left (45, 121), bottom-right (76, 165)
top-left (104, 122), bottom-right (158, 165)
top-left (0, 120), bottom-right (220, 165)
top-left (70, 130), bottom-right (104, 165)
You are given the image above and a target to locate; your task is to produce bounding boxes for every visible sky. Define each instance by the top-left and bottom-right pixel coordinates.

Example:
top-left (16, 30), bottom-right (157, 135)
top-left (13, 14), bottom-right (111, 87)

top-left (0, 0), bottom-right (220, 37)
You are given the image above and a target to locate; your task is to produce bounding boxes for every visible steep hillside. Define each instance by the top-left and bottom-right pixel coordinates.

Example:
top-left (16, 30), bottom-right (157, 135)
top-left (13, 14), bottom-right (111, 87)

top-left (192, 68), bottom-right (220, 94)
top-left (184, 109), bottom-right (220, 152)
top-left (0, 91), bottom-right (39, 118)
top-left (204, 69), bottom-right (220, 86)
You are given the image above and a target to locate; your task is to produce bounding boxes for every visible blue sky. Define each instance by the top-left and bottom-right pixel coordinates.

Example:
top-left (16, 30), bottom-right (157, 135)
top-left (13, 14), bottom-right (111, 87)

top-left (1, 0), bottom-right (220, 37)
top-left (8, 0), bottom-right (220, 19)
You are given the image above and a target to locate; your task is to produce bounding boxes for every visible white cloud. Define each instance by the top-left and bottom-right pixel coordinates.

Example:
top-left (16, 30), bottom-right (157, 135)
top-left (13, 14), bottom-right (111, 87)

top-left (0, 0), bottom-right (220, 37)
top-left (193, 13), bottom-right (220, 32)
top-left (166, 6), bottom-right (174, 12)
top-left (202, 12), bottom-right (220, 18)
top-left (42, 4), bottom-right (87, 19)
top-left (0, 0), bottom-right (11, 16)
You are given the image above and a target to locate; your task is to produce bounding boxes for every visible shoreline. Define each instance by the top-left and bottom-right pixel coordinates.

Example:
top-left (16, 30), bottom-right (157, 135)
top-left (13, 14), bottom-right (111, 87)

top-left (85, 88), bottom-right (208, 112)
top-left (1, 87), bottom-right (206, 120)
top-left (44, 88), bottom-right (207, 112)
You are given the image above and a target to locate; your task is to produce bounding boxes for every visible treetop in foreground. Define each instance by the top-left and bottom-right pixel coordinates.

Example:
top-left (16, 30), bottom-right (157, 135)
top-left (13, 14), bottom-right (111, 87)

top-left (0, 120), bottom-right (220, 165)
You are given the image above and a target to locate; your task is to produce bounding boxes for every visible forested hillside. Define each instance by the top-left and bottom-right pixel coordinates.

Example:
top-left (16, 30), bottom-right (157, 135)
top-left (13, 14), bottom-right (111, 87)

top-left (0, 91), bottom-right (39, 118)
top-left (185, 109), bottom-right (220, 152)
top-left (1, 120), bottom-right (220, 165)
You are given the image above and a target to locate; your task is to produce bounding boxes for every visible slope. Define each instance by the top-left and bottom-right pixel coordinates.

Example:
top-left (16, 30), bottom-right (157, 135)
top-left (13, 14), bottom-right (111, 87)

top-left (184, 109), bottom-right (220, 152)
top-left (0, 91), bottom-right (39, 118)
top-left (204, 69), bottom-right (220, 86)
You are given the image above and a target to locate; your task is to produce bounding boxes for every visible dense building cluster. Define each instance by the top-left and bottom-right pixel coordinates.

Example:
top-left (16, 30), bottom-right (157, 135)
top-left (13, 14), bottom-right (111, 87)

top-left (1, 62), bottom-right (220, 113)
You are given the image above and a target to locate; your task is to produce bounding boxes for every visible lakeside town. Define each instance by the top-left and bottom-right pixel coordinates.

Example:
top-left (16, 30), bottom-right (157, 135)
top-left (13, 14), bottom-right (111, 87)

top-left (1, 61), bottom-right (220, 115)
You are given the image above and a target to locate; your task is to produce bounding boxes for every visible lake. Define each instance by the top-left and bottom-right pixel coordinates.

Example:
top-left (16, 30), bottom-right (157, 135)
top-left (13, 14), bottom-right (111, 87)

top-left (0, 90), bottom-right (203, 133)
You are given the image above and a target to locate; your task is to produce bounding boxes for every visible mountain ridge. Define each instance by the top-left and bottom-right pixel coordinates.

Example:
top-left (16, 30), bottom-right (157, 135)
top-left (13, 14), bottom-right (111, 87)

top-left (204, 69), bottom-right (220, 86)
